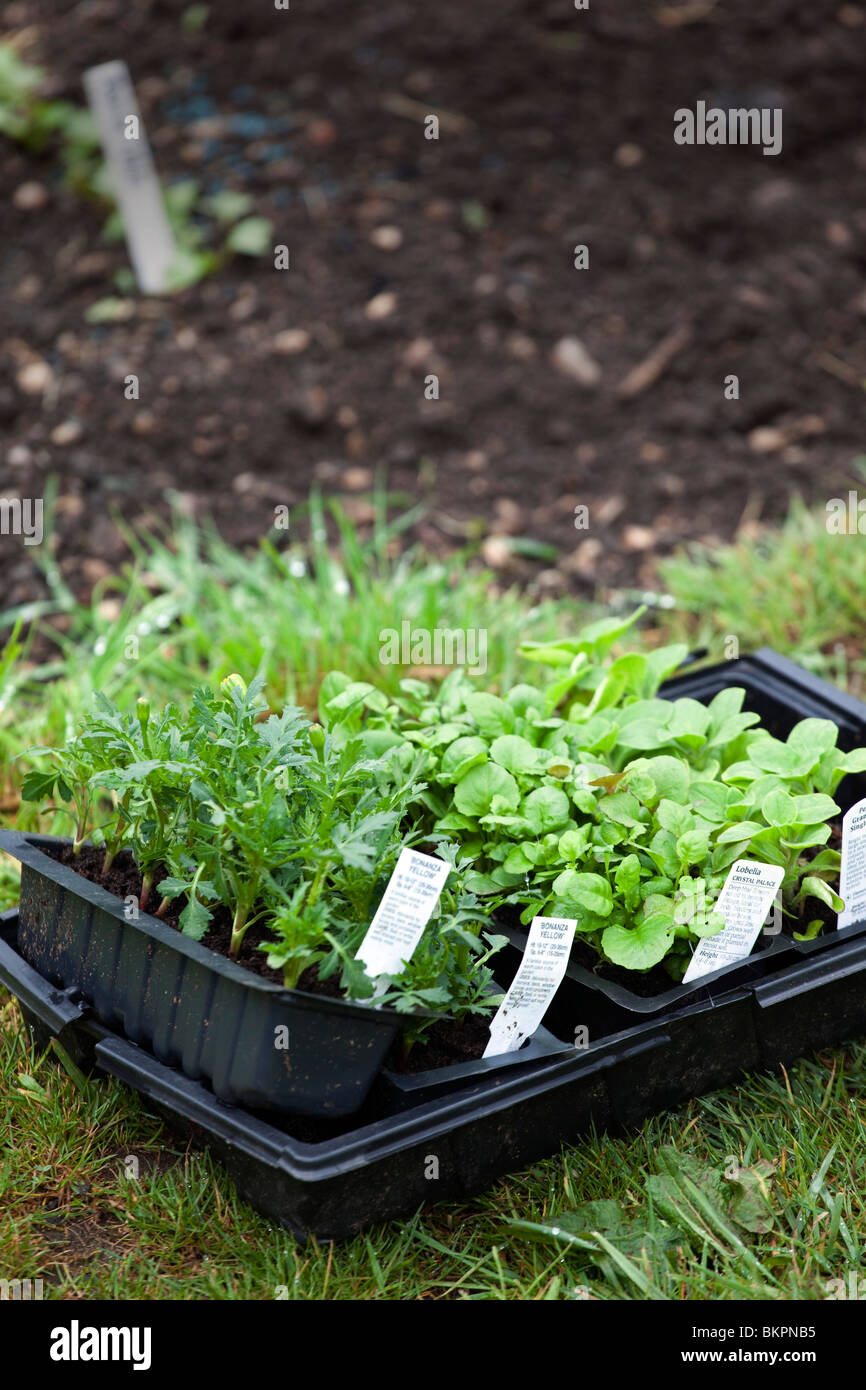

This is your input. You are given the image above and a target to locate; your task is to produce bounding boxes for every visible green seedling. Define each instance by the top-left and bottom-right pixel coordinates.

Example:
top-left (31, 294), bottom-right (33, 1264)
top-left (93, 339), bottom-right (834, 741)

top-left (329, 611), bottom-right (865, 979)
top-left (19, 673), bottom-right (505, 1031)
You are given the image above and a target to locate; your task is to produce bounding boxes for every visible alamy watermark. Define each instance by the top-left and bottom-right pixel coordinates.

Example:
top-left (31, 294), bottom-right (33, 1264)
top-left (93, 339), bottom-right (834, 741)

top-left (674, 880), bottom-right (783, 937)
top-left (674, 101), bottom-right (782, 157)
top-left (1, 1278), bottom-right (44, 1300)
top-left (824, 1272), bottom-right (865, 1300)
top-left (379, 622), bottom-right (487, 676)
top-left (826, 491), bottom-right (866, 535)
top-left (49, 1321), bottom-right (152, 1370)
top-left (0, 497), bottom-right (43, 546)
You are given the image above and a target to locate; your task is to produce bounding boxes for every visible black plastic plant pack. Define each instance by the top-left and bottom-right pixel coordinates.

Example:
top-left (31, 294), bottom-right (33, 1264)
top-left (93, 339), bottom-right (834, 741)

top-left (1, 647), bottom-right (866, 1238)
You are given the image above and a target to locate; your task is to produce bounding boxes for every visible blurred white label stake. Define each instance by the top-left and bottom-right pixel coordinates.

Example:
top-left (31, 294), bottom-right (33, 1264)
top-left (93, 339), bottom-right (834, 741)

top-left (83, 60), bottom-right (177, 293)
top-left (484, 916), bottom-right (576, 1057)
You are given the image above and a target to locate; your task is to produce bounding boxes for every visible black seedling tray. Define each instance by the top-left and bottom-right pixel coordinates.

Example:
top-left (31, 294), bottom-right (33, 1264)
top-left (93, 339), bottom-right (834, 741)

top-left (3, 648), bottom-right (866, 1238)
top-left (5, 892), bottom-right (866, 1240)
top-left (0, 830), bottom-right (414, 1119)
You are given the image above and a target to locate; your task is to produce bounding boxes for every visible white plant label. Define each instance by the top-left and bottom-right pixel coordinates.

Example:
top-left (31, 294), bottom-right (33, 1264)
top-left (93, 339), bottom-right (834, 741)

top-left (355, 848), bottom-right (450, 982)
top-left (682, 859), bottom-right (784, 983)
top-left (83, 60), bottom-right (177, 293)
top-left (483, 916), bottom-right (576, 1058)
top-left (836, 796), bottom-right (866, 929)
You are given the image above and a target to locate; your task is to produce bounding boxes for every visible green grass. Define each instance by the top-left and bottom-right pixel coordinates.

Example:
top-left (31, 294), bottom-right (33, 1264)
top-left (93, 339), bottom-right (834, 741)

top-left (1, 486), bottom-right (866, 1300)
top-left (657, 482), bottom-right (866, 696)
top-left (106, 487), bottom-right (570, 703)
top-left (1, 1008), bottom-right (862, 1300)
top-left (0, 486), bottom-right (573, 830)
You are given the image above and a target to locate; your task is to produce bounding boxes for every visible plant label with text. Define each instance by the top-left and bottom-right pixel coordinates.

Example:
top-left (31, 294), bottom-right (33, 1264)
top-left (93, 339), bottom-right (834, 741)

top-left (483, 915), bottom-right (576, 1057)
top-left (683, 860), bottom-right (784, 983)
top-left (355, 848), bottom-right (450, 981)
top-left (837, 796), bottom-right (866, 930)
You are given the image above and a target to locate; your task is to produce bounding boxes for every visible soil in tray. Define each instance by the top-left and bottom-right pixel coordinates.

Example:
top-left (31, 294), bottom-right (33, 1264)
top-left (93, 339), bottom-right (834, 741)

top-left (51, 843), bottom-right (333, 988)
top-left (46, 844), bottom-right (496, 1070)
top-left (384, 1011), bottom-right (495, 1074)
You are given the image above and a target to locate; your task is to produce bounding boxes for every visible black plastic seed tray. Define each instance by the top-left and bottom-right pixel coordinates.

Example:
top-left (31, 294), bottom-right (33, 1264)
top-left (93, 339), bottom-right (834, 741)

top-left (4, 898), bottom-right (866, 1241)
top-left (0, 829), bottom-right (416, 1119)
top-left (2, 648), bottom-right (866, 1239)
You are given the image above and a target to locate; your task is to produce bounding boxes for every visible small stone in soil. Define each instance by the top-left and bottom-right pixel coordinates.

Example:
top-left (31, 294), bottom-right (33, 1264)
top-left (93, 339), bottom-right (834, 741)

top-left (16, 361), bottom-right (53, 395)
top-left (550, 336), bottom-right (602, 387)
top-left (370, 225), bottom-right (403, 251)
top-left (50, 420), bottom-right (84, 447)
top-left (273, 328), bottom-right (311, 354)
top-left (14, 181), bottom-right (50, 210)
top-left (364, 291), bottom-right (398, 320)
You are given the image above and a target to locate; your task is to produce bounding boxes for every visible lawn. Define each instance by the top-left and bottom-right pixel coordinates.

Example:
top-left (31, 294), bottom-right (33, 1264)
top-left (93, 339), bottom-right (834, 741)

top-left (1, 491), bottom-right (864, 1301)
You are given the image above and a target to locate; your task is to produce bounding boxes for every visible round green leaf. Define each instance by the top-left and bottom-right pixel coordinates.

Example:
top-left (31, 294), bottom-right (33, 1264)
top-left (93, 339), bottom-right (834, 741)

top-left (760, 788), bottom-right (798, 827)
top-left (405, 721), bottom-right (467, 749)
top-left (440, 735), bottom-right (488, 782)
top-left (505, 684), bottom-right (546, 715)
top-left (454, 762), bottom-right (520, 816)
top-left (464, 692), bottom-right (515, 738)
top-left (490, 734), bottom-right (541, 775)
top-left (551, 869), bottom-right (613, 917)
top-left (502, 844), bottom-right (536, 873)
top-left (614, 853), bottom-right (641, 897)
top-left (715, 820), bottom-right (764, 844)
top-left (787, 718), bottom-right (838, 757)
top-left (624, 767), bottom-right (656, 803)
top-left (521, 785), bottom-right (571, 833)
top-left (616, 720), bottom-right (664, 751)
top-left (793, 792), bottom-right (840, 823)
top-left (779, 824), bottom-right (831, 850)
top-left (226, 215), bottom-right (274, 256)
top-left (625, 755), bottom-right (689, 803)
top-left (463, 872), bottom-right (502, 896)
top-left (747, 738), bottom-right (818, 778)
top-left (558, 826), bottom-right (590, 861)
top-left (602, 911), bottom-right (674, 970)
top-left (359, 729), bottom-right (404, 757)
top-left (665, 697), bottom-right (710, 746)
top-left (599, 790), bottom-right (642, 826)
top-left (656, 798), bottom-right (693, 836)
top-left (676, 828), bottom-right (709, 865)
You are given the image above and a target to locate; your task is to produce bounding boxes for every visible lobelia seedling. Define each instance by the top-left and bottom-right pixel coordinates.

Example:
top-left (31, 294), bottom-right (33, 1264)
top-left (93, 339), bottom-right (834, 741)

top-left (325, 610), bottom-right (866, 981)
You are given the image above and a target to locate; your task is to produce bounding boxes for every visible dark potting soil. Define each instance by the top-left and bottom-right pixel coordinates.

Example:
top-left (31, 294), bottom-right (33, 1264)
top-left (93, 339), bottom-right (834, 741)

top-left (385, 1009), bottom-right (496, 1074)
top-left (4, 1), bottom-right (866, 644)
top-left (48, 844), bottom-right (496, 1070)
top-left (53, 843), bottom-right (344, 1000)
